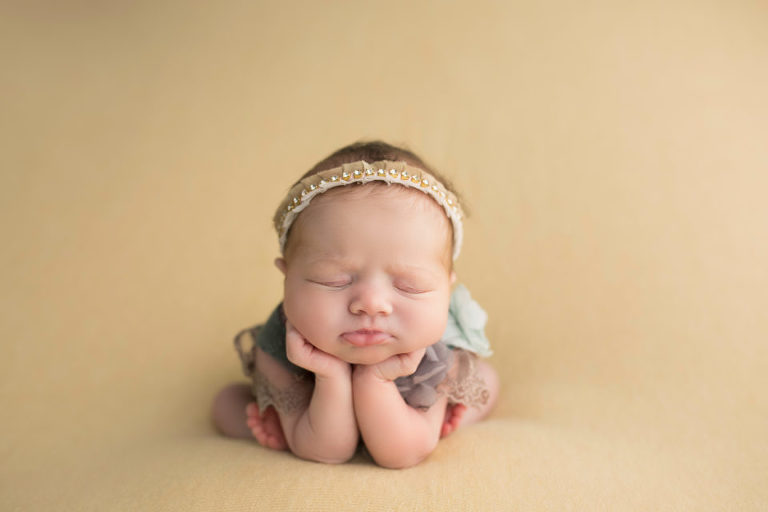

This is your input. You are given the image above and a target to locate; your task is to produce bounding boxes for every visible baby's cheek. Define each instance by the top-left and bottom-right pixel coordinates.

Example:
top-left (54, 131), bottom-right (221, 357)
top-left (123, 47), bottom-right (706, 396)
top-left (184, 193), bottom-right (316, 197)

top-left (404, 305), bottom-right (450, 348)
top-left (283, 292), bottom-right (330, 343)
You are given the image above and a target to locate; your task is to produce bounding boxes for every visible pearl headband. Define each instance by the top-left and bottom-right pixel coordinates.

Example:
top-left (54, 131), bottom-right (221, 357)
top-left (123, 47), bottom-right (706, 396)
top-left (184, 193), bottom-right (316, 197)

top-left (274, 160), bottom-right (465, 260)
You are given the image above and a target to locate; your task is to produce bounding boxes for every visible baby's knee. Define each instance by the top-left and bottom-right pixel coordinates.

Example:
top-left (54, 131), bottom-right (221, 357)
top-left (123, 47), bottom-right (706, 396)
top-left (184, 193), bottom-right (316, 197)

top-left (211, 382), bottom-right (254, 438)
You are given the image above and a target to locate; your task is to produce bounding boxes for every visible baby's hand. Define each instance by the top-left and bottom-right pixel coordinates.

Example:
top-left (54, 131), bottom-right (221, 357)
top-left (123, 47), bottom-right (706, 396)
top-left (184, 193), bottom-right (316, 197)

top-left (364, 348), bottom-right (426, 382)
top-left (285, 321), bottom-right (350, 379)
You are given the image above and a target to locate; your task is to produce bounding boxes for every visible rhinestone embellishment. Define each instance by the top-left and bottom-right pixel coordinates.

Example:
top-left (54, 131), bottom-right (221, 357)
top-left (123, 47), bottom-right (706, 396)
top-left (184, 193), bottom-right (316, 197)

top-left (277, 160), bottom-right (464, 260)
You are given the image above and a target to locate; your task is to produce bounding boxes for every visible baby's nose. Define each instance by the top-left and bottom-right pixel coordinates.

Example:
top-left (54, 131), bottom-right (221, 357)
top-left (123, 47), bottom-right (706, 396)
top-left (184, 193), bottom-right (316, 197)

top-left (349, 283), bottom-right (393, 316)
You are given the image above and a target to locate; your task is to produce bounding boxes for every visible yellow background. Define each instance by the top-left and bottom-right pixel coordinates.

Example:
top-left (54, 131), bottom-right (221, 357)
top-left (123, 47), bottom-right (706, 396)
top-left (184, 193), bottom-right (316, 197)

top-left (2, 1), bottom-right (767, 509)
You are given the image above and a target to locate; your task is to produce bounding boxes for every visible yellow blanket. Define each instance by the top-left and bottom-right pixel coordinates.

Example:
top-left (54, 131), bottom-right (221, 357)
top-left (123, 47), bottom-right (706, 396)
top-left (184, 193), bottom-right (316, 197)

top-left (2, 1), bottom-right (766, 509)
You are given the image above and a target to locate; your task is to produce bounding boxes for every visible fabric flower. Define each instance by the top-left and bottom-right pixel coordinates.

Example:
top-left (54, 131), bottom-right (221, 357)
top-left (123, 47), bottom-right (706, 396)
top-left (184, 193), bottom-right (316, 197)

top-left (442, 284), bottom-right (493, 357)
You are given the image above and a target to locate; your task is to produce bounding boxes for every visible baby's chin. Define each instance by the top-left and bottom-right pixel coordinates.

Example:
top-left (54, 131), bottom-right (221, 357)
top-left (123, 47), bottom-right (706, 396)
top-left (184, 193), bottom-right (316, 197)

top-left (339, 345), bottom-right (423, 366)
top-left (341, 350), bottom-right (393, 366)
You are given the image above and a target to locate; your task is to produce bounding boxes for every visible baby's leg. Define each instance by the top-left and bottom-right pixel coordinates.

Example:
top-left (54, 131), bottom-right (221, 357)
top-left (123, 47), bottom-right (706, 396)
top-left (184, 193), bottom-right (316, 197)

top-left (213, 347), bottom-right (311, 450)
top-left (248, 346), bottom-right (313, 451)
top-left (212, 381), bottom-right (288, 449)
top-left (245, 401), bottom-right (288, 451)
top-left (211, 382), bottom-right (257, 439)
top-left (440, 360), bottom-right (499, 438)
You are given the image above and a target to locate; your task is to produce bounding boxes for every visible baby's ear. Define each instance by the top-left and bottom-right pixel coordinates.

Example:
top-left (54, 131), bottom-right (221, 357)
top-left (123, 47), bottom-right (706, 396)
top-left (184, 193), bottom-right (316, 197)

top-left (274, 257), bottom-right (287, 276)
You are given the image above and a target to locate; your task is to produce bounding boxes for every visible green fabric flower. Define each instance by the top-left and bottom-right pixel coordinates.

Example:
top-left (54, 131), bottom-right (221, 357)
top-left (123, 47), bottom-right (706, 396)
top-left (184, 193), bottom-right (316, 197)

top-left (442, 284), bottom-right (492, 357)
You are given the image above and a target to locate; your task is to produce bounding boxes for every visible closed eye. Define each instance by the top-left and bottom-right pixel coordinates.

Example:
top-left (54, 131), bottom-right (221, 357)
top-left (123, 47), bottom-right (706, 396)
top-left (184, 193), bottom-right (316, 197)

top-left (309, 279), bottom-right (351, 289)
top-left (395, 283), bottom-right (430, 294)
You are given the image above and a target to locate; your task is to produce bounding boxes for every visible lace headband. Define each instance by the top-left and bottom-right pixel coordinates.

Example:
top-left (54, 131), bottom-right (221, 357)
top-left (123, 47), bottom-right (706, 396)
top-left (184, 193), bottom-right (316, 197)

top-left (274, 160), bottom-right (465, 260)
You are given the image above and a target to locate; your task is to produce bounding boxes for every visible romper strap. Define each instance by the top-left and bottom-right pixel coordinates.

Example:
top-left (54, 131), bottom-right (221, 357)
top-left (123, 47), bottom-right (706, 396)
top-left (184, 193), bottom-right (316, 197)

top-left (233, 325), bottom-right (261, 378)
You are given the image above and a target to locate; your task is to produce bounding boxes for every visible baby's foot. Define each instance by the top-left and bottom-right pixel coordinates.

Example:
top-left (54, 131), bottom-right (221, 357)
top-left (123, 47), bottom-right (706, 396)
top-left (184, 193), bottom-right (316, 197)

top-left (440, 403), bottom-right (467, 438)
top-left (245, 402), bottom-right (288, 451)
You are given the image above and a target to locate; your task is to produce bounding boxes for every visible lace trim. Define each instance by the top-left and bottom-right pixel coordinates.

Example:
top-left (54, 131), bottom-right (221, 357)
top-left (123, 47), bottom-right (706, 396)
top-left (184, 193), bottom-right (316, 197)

top-left (252, 371), bottom-right (312, 415)
top-left (438, 350), bottom-right (490, 409)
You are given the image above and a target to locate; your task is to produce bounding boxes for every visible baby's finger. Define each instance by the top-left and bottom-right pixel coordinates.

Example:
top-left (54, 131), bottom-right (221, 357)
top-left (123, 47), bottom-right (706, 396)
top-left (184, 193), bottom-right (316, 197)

top-left (373, 348), bottom-right (426, 380)
top-left (284, 321), bottom-right (307, 351)
top-left (284, 320), bottom-right (299, 339)
top-left (401, 347), bottom-right (426, 374)
top-left (285, 329), bottom-right (310, 361)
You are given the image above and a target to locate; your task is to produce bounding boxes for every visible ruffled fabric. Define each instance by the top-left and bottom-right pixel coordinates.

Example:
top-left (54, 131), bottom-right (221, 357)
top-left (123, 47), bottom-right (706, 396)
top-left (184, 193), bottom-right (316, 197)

top-left (441, 284), bottom-right (493, 357)
top-left (395, 341), bottom-right (455, 409)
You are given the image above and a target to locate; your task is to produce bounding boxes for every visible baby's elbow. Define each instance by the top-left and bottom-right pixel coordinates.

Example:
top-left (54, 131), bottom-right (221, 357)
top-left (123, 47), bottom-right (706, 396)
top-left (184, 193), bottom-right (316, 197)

top-left (306, 442), bottom-right (359, 465)
top-left (370, 437), bottom-right (439, 470)
top-left (373, 452), bottom-right (426, 470)
top-left (313, 452), bottom-right (356, 465)
top-left (372, 449), bottom-right (431, 470)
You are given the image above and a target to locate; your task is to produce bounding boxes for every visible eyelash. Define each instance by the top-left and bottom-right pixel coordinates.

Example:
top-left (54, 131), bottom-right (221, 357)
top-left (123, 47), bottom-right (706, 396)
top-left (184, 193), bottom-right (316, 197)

top-left (395, 284), bottom-right (428, 294)
top-left (311, 280), bottom-right (350, 289)
top-left (308, 279), bottom-right (429, 294)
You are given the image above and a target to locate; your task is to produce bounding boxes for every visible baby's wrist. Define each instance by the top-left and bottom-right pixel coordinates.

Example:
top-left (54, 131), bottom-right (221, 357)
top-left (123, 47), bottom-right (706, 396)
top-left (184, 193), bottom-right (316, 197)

top-left (352, 363), bottom-right (392, 384)
top-left (315, 361), bottom-right (352, 382)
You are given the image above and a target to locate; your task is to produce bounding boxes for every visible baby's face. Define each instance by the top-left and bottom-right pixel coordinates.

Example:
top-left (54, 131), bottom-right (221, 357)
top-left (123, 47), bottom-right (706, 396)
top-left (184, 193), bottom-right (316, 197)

top-left (276, 185), bottom-right (455, 365)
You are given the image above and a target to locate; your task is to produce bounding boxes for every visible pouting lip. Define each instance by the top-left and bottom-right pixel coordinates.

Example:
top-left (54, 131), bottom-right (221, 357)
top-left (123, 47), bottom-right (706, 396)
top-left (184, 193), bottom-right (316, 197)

top-left (341, 329), bottom-right (393, 347)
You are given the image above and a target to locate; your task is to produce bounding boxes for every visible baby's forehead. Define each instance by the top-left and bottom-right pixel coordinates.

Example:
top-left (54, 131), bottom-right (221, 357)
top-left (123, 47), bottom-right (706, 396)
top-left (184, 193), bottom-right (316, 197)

top-left (300, 255), bottom-right (443, 278)
top-left (285, 183), bottom-right (454, 265)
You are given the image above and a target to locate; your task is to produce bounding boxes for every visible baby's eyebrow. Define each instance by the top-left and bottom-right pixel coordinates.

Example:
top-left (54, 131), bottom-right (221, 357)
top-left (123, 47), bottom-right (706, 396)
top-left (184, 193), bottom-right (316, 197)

top-left (387, 263), bottom-right (439, 279)
top-left (303, 256), bottom-right (354, 271)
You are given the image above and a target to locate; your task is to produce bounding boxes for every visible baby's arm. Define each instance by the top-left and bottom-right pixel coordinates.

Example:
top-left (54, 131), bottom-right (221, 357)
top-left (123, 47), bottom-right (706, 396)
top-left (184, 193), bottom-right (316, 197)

top-left (257, 322), bottom-right (358, 463)
top-left (352, 350), bottom-right (447, 469)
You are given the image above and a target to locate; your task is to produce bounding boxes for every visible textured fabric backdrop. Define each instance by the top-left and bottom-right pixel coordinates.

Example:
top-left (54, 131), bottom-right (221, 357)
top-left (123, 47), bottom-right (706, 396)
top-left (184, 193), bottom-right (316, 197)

top-left (2, 1), bottom-right (767, 510)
